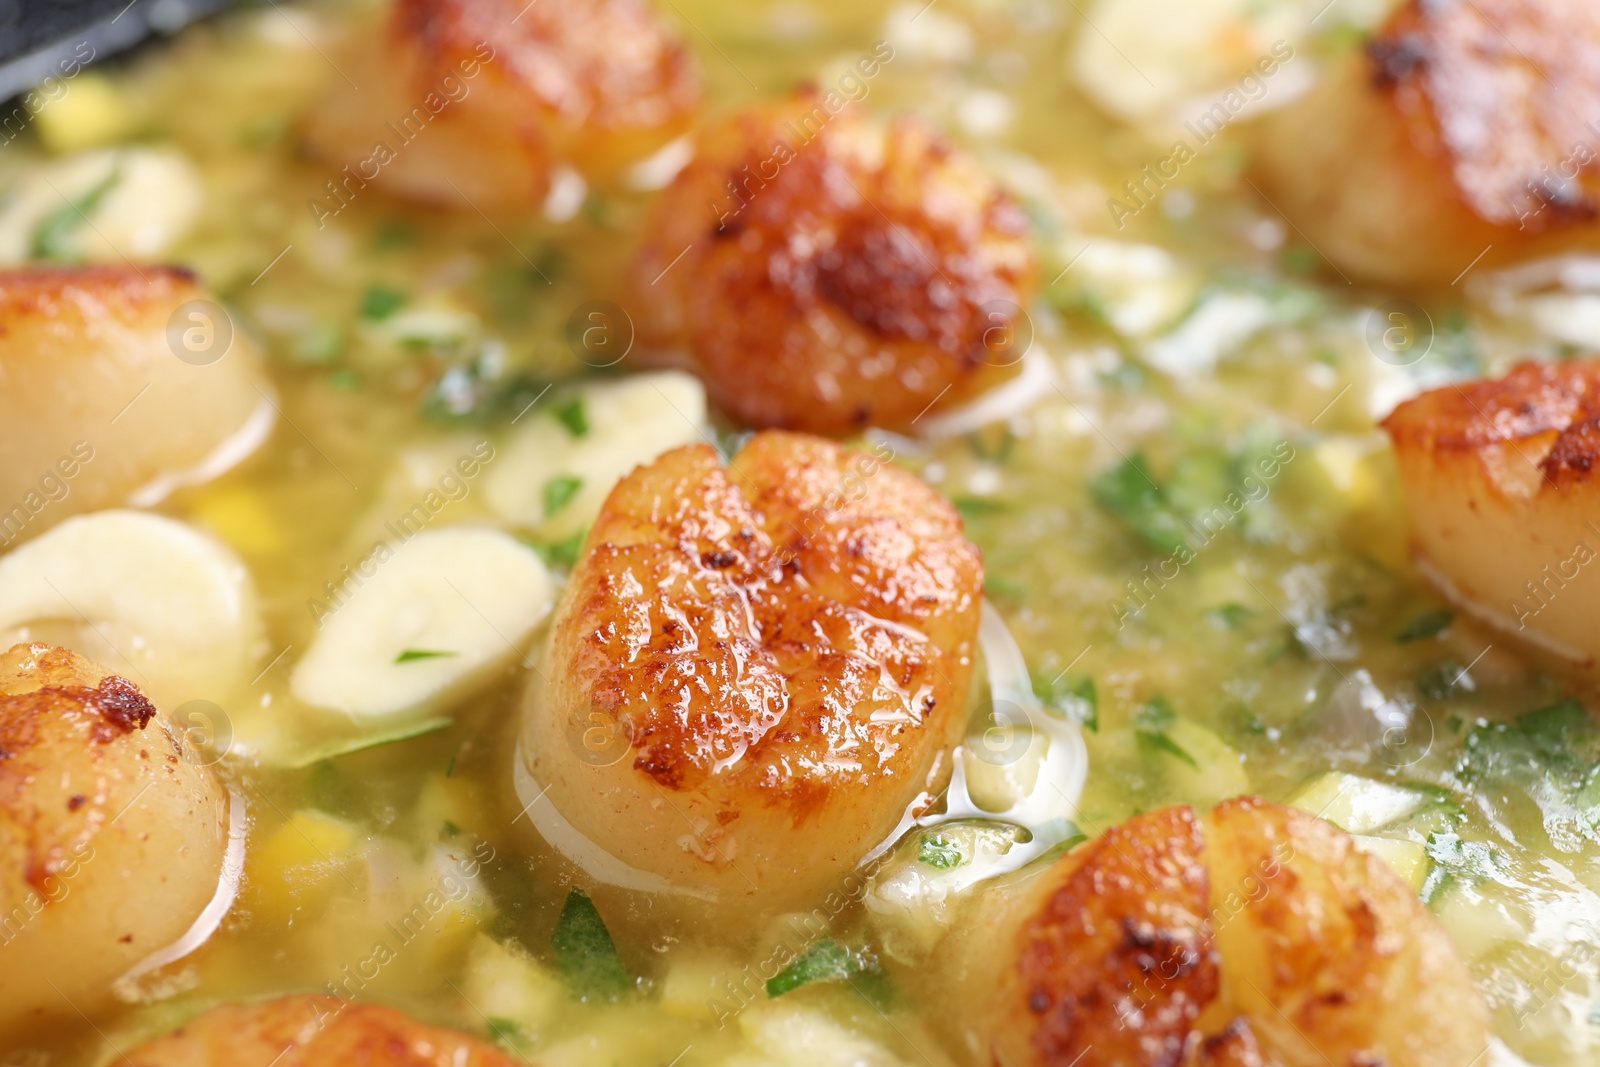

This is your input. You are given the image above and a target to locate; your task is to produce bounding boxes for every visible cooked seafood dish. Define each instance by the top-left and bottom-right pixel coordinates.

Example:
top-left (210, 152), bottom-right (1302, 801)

top-left (4, 0), bottom-right (1600, 1064)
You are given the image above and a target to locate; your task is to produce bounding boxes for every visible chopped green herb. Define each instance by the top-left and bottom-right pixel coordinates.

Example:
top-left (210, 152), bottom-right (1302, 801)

top-left (713, 425), bottom-right (751, 461)
top-left (1420, 831), bottom-right (1505, 905)
top-left (360, 285), bottom-right (407, 321)
top-left (1164, 449), bottom-right (1234, 525)
top-left (304, 760), bottom-right (355, 817)
top-left (1133, 694), bottom-right (1199, 770)
top-left (32, 166), bottom-right (122, 261)
top-left (1050, 286), bottom-right (1111, 328)
top-left (1090, 454), bottom-right (1191, 556)
top-left (1417, 659), bottom-right (1468, 701)
top-left (1456, 698), bottom-right (1600, 842)
top-left (766, 939), bottom-right (880, 998)
top-left (1034, 671), bottom-right (1098, 732)
top-left (1039, 825), bottom-right (1089, 860)
top-left (527, 528), bottom-right (588, 569)
top-left (917, 834), bottom-right (964, 869)
top-left (395, 649), bottom-right (456, 663)
top-left (1228, 701), bottom-right (1267, 736)
top-left (485, 1016), bottom-right (531, 1056)
top-left (983, 575), bottom-right (1027, 601)
top-left (1435, 304), bottom-right (1483, 375)
top-left (1396, 609), bottom-right (1454, 643)
top-left (555, 396), bottom-right (589, 437)
top-left (1228, 431), bottom-right (1290, 542)
top-left (848, 967), bottom-right (896, 1011)
top-left (441, 819), bottom-right (461, 839)
top-left (285, 717), bottom-right (453, 769)
top-left (423, 366), bottom-right (549, 426)
top-left (1446, 715), bottom-right (1464, 734)
top-left (1264, 625), bottom-right (1307, 663)
top-left (1459, 699), bottom-right (1596, 783)
top-left (952, 495), bottom-right (1007, 519)
top-left (550, 887), bottom-right (629, 1000)
top-left (1327, 594), bottom-right (1368, 617)
top-left (1281, 242), bottom-right (1320, 275)
top-left (373, 221), bottom-right (416, 250)
top-left (1206, 603), bottom-right (1253, 630)
top-left (543, 475), bottom-right (584, 518)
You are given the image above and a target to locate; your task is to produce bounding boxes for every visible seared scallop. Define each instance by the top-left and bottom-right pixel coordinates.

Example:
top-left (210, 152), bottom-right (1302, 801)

top-left (303, 0), bottom-right (699, 211)
top-left (1252, 0), bottom-right (1600, 284)
top-left (633, 93), bottom-right (1038, 434)
top-left (520, 431), bottom-right (983, 916)
top-left (0, 644), bottom-right (229, 1036)
top-left (0, 266), bottom-right (271, 547)
top-left (1381, 358), bottom-right (1600, 671)
top-left (125, 995), bottom-right (517, 1066)
top-left (937, 798), bottom-right (1489, 1067)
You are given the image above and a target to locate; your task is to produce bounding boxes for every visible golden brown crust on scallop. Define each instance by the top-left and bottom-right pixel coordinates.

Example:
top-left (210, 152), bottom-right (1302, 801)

top-left (126, 995), bottom-right (518, 1067)
top-left (938, 798), bottom-right (1488, 1067)
top-left (1014, 805), bottom-right (1218, 1067)
top-left (1202, 797), bottom-right (1490, 1067)
top-left (0, 645), bottom-right (167, 902)
top-left (525, 431), bottom-right (982, 911)
top-left (304, 0), bottom-right (697, 205)
top-left (0, 264), bottom-right (197, 322)
top-left (0, 644), bottom-right (228, 1035)
top-left (1251, 0), bottom-right (1600, 283)
top-left (394, 0), bottom-right (697, 150)
top-left (1381, 359), bottom-right (1600, 490)
top-left (1370, 0), bottom-right (1600, 228)
top-left (634, 94), bottom-right (1037, 434)
top-left (1380, 359), bottom-right (1600, 670)
top-left (1186, 1018), bottom-right (1281, 1067)
top-left (559, 432), bottom-right (979, 797)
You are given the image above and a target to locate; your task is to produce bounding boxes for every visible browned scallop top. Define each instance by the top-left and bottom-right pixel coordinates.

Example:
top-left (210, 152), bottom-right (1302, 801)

top-left (1015, 805), bottom-right (1220, 1067)
top-left (393, 0), bottom-right (698, 131)
top-left (0, 644), bottom-right (168, 898)
top-left (127, 995), bottom-right (519, 1067)
top-left (1006, 798), bottom-right (1485, 1067)
top-left (1369, 0), bottom-right (1600, 226)
top-left (1189, 1018), bottom-right (1275, 1067)
top-left (637, 93), bottom-right (1036, 432)
top-left (1381, 358), bottom-right (1600, 487)
top-left (0, 265), bottom-right (195, 330)
top-left (701, 102), bottom-right (1032, 352)
top-left (552, 431), bottom-right (982, 805)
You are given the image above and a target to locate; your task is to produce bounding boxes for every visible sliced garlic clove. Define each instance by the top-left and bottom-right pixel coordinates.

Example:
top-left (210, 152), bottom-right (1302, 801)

top-left (291, 526), bottom-right (553, 719)
top-left (0, 510), bottom-right (261, 710)
top-left (482, 371), bottom-right (707, 541)
top-left (1068, 0), bottom-right (1305, 128)
top-left (0, 146), bottom-right (203, 264)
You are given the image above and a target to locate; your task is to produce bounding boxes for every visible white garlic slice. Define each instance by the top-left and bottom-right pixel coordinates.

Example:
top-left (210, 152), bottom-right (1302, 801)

top-left (291, 526), bottom-right (553, 718)
top-left (0, 509), bottom-right (261, 710)
top-left (482, 371), bottom-right (708, 541)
